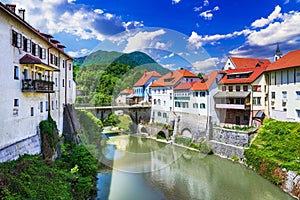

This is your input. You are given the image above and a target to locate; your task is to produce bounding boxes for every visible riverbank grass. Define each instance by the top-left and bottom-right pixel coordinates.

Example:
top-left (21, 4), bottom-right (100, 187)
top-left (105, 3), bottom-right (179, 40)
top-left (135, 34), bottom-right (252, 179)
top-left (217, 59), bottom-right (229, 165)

top-left (245, 118), bottom-right (300, 180)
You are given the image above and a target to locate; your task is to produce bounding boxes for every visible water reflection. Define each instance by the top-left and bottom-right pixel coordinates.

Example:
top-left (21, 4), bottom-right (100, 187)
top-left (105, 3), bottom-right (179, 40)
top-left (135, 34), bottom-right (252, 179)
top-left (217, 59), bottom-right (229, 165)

top-left (97, 135), bottom-right (294, 200)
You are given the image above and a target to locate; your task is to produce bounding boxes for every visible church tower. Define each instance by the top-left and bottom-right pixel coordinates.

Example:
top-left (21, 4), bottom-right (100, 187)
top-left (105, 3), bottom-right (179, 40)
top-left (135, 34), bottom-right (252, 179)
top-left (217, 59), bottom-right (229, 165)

top-left (274, 43), bottom-right (282, 62)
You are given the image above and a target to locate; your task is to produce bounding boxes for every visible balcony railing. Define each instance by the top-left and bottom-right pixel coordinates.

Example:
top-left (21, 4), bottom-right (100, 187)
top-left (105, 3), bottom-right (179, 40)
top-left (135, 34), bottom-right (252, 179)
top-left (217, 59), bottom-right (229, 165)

top-left (22, 79), bottom-right (54, 93)
top-left (174, 97), bottom-right (190, 100)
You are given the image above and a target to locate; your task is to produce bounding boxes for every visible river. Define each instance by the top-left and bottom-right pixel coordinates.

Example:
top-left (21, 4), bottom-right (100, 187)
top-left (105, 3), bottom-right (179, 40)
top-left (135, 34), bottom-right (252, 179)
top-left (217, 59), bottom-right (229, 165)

top-left (95, 134), bottom-right (294, 200)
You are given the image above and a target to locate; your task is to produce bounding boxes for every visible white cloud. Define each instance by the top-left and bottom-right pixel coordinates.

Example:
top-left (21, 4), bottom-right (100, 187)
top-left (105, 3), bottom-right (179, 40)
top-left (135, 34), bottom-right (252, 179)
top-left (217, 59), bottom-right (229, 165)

top-left (248, 11), bottom-right (300, 46)
top-left (194, 6), bottom-right (202, 12)
top-left (123, 29), bottom-right (166, 53)
top-left (213, 6), bottom-right (220, 11)
top-left (251, 5), bottom-right (282, 28)
top-left (67, 48), bottom-right (91, 57)
top-left (7, 0), bottom-right (143, 43)
top-left (192, 57), bottom-right (220, 74)
top-left (188, 29), bottom-right (251, 49)
top-left (203, 0), bottom-right (209, 6)
top-left (94, 9), bottom-right (104, 15)
top-left (200, 10), bottom-right (213, 20)
top-left (284, 0), bottom-right (290, 4)
top-left (172, 0), bottom-right (181, 4)
top-left (155, 42), bottom-right (167, 49)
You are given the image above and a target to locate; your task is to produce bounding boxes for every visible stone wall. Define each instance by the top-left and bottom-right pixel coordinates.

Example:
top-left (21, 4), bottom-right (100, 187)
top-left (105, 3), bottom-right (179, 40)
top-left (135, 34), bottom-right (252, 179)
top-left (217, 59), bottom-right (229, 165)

top-left (210, 140), bottom-right (245, 160)
top-left (209, 127), bottom-right (256, 160)
top-left (211, 127), bottom-right (254, 147)
top-left (0, 134), bottom-right (41, 163)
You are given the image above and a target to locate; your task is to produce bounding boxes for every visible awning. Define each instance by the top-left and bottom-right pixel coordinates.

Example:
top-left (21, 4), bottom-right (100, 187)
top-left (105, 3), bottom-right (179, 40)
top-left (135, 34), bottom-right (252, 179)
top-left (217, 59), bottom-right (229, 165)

top-left (20, 54), bottom-right (59, 71)
top-left (254, 110), bottom-right (265, 119)
top-left (214, 91), bottom-right (250, 98)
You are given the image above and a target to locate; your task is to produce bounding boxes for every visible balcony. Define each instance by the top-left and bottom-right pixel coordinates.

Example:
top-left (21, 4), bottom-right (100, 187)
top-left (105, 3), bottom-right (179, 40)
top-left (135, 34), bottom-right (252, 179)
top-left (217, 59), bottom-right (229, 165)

top-left (174, 97), bottom-right (190, 100)
top-left (215, 104), bottom-right (246, 110)
top-left (22, 79), bottom-right (54, 93)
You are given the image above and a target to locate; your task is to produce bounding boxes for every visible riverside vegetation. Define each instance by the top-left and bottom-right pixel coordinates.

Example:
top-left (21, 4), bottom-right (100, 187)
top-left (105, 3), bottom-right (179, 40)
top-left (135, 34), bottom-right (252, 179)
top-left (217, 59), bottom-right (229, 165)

top-left (0, 111), bottom-right (103, 200)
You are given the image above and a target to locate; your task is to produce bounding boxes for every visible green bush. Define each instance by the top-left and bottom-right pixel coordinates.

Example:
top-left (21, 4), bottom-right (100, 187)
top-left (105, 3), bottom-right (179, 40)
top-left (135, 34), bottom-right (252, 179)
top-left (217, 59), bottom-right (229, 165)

top-left (174, 137), bottom-right (192, 146)
top-left (245, 118), bottom-right (300, 182)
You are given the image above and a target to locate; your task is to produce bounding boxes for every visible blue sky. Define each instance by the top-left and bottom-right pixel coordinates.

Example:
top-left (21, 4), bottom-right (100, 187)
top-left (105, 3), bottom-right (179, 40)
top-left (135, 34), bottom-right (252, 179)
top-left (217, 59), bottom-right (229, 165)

top-left (3, 0), bottom-right (300, 73)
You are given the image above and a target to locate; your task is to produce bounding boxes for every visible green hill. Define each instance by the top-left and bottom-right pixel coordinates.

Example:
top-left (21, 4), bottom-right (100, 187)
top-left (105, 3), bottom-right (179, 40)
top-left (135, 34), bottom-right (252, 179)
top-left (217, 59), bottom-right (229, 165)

top-left (74, 50), bottom-right (169, 106)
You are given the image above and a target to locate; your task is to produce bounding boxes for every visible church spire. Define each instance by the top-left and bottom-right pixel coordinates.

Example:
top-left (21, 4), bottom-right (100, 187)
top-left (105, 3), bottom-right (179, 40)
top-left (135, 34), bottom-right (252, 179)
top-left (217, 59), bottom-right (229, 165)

top-left (274, 43), bottom-right (282, 62)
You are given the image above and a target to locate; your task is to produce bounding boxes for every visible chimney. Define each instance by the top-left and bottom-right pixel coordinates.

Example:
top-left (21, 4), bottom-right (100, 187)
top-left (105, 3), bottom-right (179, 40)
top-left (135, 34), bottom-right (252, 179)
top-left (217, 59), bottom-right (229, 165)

top-left (6, 4), bottom-right (16, 13)
top-left (18, 8), bottom-right (25, 20)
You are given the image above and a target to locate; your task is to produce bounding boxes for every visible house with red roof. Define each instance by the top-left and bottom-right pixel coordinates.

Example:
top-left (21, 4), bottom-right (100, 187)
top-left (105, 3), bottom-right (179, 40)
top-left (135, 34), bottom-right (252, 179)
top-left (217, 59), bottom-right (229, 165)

top-left (150, 69), bottom-right (199, 124)
top-left (215, 57), bottom-right (270, 127)
top-left (0, 3), bottom-right (75, 162)
top-left (266, 49), bottom-right (300, 122)
top-left (133, 71), bottom-right (161, 104)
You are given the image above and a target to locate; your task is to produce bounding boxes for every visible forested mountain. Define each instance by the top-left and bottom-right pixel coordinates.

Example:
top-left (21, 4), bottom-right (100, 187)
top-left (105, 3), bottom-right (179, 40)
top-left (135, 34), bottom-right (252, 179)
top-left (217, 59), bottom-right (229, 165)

top-left (74, 50), bottom-right (169, 106)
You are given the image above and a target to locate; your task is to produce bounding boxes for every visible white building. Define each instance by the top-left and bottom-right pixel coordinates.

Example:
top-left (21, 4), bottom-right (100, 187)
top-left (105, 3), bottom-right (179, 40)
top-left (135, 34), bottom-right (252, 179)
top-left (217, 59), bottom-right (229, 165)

top-left (0, 3), bottom-right (75, 162)
top-left (150, 69), bottom-right (199, 124)
top-left (266, 49), bottom-right (300, 122)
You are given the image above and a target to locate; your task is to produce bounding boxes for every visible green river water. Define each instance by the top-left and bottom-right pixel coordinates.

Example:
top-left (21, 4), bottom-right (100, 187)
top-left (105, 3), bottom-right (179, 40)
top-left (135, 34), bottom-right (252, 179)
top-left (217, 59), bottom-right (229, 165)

top-left (95, 134), bottom-right (294, 200)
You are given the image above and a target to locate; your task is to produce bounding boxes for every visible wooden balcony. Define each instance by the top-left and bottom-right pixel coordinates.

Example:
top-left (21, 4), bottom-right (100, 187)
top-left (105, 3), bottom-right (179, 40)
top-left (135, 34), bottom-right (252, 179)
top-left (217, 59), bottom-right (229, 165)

top-left (22, 79), bottom-right (54, 93)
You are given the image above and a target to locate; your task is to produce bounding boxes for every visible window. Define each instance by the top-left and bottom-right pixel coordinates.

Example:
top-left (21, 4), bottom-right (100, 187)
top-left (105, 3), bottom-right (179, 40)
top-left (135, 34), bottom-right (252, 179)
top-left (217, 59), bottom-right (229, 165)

top-left (199, 91), bottom-right (206, 97)
top-left (275, 72), bottom-right (277, 85)
top-left (200, 103), bottom-right (206, 109)
top-left (54, 56), bottom-right (58, 66)
top-left (158, 112), bottom-right (161, 117)
top-left (31, 107), bottom-right (34, 116)
top-left (280, 71), bottom-right (283, 85)
top-left (222, 86), bottom-right (226, 91)
top-left (55, 78), bottom-right (58, 87)
top-left (193, 92), bottom-right (198, 97)
top-left (296, 110), bottom-right (300, 118)
top-left (50, 53), bottom-right (54, 64)
top-left (296, 91), bottom-right (300, 100)
top-left (252, 85), bottom-right (261, 92)
top-left (236, 86), bottom-right (240, 92)
top-left (69, 80), bottom-right (71, 88)
top-left (158, 99), bottom-right (161, 105)
top-left (23, 37), bottom-right (27, 51)
top-left (282, 91), bottom-right (287, 100)
top-left (31, 42), bottom-right (36, 56)
top-left (69, 63), bottom-right (72, 71)
top-left (253, 97), bottom-right (261, 105)
top-left (153, 99), bottom-right (157, 105)
top-left (294, 68), bottom-right (297, 84)
top-left (244, 115), bottom-right (249, 121)
top-left (193, 103), bottom-right (198, 108)
top-left (163, 101), bottom-right (166, 106)
top-left (271, 92), bottom-right (275, 99)
top-left (243, 85), bottom-right (248, 91)
top-left (46, 101), bottom-right (49, 111)
top-left (14, 99), bottom-right (19, 107)
top-left (163, 113), bottom-right (167, 118)
top-left (40, 102), bottom-right (43, 113)
top-left (62, 79), bottom-right (65, 87)
top-left (56, 100), bottom-right (58, 109)
top-left (229, 86), bottom-right (233, 92)
top-left (52, 101), bottom-right (54, 110)
top-left (62, 60), bottom-right (65, 68)
top-left (26, 39), bottom-right (31, 52)
top-left (40, 47), bottom-right (46, 59)
top-left (170, 93), bottom-right (172, 100)
top-left (14, 66), bottom-right (19, 80)
top-left (12, 30), bottom-right (22, 48)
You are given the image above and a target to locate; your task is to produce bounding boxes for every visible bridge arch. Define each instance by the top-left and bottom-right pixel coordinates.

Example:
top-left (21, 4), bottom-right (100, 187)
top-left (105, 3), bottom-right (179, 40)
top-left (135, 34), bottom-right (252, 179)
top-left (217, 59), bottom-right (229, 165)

top-left (157, 131), bottom-right (167, 139)
top-left (181, 128), bottom-right (192, 138)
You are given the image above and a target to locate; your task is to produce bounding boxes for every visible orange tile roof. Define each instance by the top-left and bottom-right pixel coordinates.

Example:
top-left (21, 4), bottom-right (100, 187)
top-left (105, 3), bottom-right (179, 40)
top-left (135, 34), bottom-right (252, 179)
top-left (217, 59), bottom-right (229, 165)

top-left (134, 71), bottom-right (161, 87)
top-left (150, 69), bottom-right (198, 87)
top-left (230, 57), bottom-right (270, 69)
top-left (191, 70), bottom-right (219, 91)
top-left (120, 89), bottom-right (134, 94)
top-left (266, 49), bottom-right (300, 71)
top-left (174, 82), bottom-right (196, 90)
top-left (219, 66), bottom-right (266, 84)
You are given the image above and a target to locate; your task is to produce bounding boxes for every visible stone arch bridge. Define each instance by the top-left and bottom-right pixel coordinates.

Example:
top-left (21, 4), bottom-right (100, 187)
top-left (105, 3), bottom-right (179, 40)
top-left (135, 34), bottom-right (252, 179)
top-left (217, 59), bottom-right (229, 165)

top-left (75, 105), bottom-right (151, 131)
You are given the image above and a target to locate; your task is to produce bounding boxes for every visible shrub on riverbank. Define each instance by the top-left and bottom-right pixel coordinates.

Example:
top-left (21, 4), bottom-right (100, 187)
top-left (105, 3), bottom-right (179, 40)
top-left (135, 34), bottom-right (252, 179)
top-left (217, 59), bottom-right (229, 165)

top-left (0, 144), bottom-right (98, 200)
top-left (244, 118), bottom-right (300, 183)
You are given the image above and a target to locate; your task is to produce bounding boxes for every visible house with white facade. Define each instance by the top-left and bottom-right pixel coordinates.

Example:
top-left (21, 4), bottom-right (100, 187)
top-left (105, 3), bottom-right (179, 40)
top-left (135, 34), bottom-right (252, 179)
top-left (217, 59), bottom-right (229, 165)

top-left (0, 3), bottom-right (75, 162)
top-left (133, 71), bottom-right (161, 104)
top-left (266, 49), bottom-right (300, 122)
top-left (150, 69), bottom-right (199, 124)
top-left (214, 57), bottom-right (270, 127)
top-left (116, 88), bottom-right (134, 105)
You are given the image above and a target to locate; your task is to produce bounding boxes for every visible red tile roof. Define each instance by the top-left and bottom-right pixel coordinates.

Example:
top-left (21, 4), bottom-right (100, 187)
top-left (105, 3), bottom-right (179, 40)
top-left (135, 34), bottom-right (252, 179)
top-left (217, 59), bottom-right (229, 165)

top-left (150, 69), bottom-right (198, 87)
top-left (229, 57), bottom-right (270, 69)
top-left (134, 71), bottom-right (161, 87)
top-left (266, 49), bottom-right (300, 71)
top-left (219, 66), bottom-right (266, 84)
top-left (120, 89), bottom-right (134, 95)
top-left (20, 54), bottom-right (43, 64)
top-left (191, 70), bottom-right (219, 90)
top-left (174, 82), bottom-right (196, 90)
